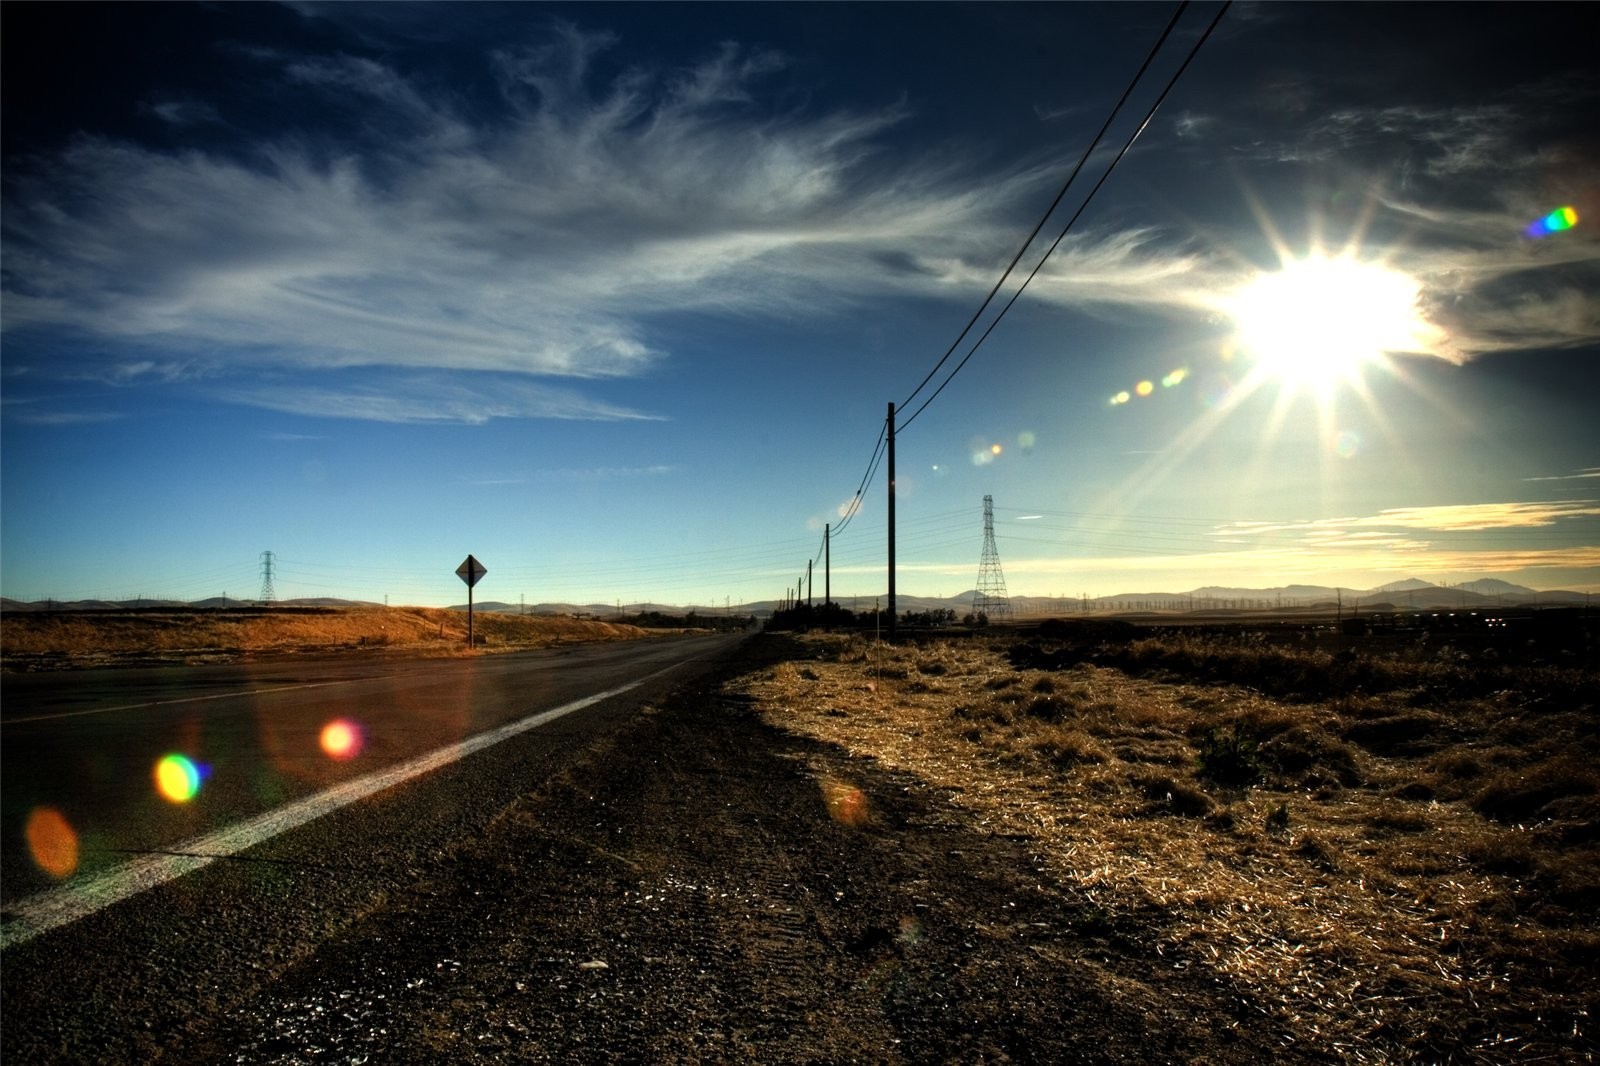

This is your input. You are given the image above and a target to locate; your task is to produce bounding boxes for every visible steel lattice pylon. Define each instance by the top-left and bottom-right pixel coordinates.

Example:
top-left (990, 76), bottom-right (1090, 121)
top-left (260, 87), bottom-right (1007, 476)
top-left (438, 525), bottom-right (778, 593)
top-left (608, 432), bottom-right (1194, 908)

top-left (973, 495), bottom-right (1011, 621)
top-left (258, 550), bottom-right (276, 603)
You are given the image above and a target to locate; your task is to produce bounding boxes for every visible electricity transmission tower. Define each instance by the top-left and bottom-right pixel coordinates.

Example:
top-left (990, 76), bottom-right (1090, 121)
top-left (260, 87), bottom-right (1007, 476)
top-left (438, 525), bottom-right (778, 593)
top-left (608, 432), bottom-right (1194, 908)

top-left (973, 495), bottom-right (1011, 621)
top-left (258, 550), bottom-right (276, 603)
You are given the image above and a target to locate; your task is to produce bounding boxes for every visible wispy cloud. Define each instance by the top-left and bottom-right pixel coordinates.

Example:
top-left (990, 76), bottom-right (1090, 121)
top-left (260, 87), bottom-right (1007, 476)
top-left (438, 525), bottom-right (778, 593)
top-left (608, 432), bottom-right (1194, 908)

top-left (534, 464), bottom-right (675, 481)
top-left (4, 18), bottom-right (1596, 430)
top-left (1, 27), bottom-right (1055, 422)
top-left (3, 409), bottom-right (128, 426)
top-left (1215, 500), bottom-right (1600, 538)
top-left (1525, 468), bottom-right (1600, 482)
top-left (214, 373), bottom-right (662, 425)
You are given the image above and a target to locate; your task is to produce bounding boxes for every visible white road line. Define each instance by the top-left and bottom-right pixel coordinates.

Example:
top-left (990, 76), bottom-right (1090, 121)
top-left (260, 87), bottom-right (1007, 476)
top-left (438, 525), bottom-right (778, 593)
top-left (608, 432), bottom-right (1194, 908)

top-left (0, 664), bottom-right (678, 950)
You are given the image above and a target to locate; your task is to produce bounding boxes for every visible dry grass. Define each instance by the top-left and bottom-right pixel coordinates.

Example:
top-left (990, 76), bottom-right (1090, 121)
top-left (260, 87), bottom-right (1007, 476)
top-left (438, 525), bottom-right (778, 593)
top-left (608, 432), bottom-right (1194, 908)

top-left (737, 630), bottom-right (1600, 1062)
top-left (1, 606), bottom-right (652, 669)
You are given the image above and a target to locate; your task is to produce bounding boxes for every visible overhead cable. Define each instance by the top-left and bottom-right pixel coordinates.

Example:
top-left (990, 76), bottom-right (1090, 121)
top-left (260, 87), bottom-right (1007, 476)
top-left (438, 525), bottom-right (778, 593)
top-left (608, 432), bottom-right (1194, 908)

top-left (897, 0), bottom-right (1192, 416)
top-left (898, 0), bottom-right (1232, 434)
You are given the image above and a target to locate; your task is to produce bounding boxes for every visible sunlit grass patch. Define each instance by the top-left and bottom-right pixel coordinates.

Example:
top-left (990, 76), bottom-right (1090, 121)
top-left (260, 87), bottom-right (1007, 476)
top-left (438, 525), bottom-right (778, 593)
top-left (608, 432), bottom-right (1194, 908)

top-left (738, 627), bottom-right (1600, 1060)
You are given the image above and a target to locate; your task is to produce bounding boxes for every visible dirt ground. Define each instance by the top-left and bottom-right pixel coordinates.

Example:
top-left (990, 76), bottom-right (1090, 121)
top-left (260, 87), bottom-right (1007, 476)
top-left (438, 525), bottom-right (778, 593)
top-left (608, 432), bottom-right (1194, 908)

top-left (170, 625), bottom-right (1596, 1063)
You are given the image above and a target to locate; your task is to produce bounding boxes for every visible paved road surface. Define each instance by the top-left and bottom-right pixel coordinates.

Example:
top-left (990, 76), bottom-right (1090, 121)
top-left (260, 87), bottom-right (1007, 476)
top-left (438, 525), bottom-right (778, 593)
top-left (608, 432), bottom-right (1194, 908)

top-left (2, 636), bottom-right (735, 905)
top-left (3, 634), bottom-right (745, 1060)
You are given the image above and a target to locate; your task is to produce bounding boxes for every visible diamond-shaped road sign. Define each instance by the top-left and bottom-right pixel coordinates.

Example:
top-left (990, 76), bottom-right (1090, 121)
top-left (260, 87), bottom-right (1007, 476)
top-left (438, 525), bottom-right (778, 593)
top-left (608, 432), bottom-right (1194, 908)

top-left (455, 554), bottom-right (487, 588)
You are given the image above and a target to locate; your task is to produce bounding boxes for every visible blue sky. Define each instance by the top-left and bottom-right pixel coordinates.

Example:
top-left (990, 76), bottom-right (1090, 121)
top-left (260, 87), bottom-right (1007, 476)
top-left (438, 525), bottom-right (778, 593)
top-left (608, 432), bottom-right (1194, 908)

top-left (3, 2), bottom-right (1597, 608)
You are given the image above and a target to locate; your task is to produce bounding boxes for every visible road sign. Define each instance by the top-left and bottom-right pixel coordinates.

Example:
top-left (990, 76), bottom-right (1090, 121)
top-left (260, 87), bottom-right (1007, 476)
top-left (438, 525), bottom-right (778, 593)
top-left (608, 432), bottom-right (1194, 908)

top-left (456, 555), bottom-right (487, 588)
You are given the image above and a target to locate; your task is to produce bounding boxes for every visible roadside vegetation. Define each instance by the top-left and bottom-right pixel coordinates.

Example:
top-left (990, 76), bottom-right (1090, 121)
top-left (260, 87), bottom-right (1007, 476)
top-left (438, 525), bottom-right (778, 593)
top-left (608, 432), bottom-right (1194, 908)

top-left (0, 605), bottom-right (654, 670)
top-left (739, 623), bottom-right (1599, 1062)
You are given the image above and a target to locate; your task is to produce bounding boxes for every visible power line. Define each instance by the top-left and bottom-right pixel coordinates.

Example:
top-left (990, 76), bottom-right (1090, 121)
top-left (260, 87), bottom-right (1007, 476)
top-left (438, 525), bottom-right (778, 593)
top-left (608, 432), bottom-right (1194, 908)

top-left (817, 3), bottom-right (1221, 596)
top-left (831, 421), bottom-right (888, 539)
top-left (898, 0), bottom-right (1193, 417)
top-left (897, 1), bottom-right (1232, 434)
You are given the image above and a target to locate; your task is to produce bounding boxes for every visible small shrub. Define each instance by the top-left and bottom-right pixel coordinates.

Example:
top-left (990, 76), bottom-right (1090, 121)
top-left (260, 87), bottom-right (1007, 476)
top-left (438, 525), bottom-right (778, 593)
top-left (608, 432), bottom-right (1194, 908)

top-left (1387, 780), bottom-right (1436, 802)
top-left (1341, 711), bottom-right (1453, 756)
top-left (1030, 727), bottom-right (1108, 768)
top-left (1295, 831), bottom-right (1340, 871)
top-left (1466, 835), bottom-right (1537, 876)
top-left (1136, 772), bottom-right (1214, 817)
top-left (1024, 695), bottom-right (1071, 722)
top-left (1195, 726), bottom-right (1262, 786)
top-left (1366, 804), bottom-right (1430, 834)
top-left (1472, 757), bottom-right (1599, 824)
top-left (1265, 802), bottom-right (1290, 833)
top-left (1259, 725), bottom-right (1362, 787)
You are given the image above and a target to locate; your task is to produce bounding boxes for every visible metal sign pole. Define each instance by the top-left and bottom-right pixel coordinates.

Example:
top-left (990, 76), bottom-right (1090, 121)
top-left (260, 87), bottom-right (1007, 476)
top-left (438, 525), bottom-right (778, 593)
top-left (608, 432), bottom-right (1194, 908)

top-left (455, 554), bottom-right (488, 649)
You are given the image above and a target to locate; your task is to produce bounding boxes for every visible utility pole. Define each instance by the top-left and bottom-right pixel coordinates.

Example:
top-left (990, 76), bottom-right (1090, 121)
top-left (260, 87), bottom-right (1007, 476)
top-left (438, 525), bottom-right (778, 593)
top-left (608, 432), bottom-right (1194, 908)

top-left (807, 559), bottom-right (813, 608)
top-left (824, 523), bottom-right (831, 607)
top-left (887, 401), bottom-right (896, 640)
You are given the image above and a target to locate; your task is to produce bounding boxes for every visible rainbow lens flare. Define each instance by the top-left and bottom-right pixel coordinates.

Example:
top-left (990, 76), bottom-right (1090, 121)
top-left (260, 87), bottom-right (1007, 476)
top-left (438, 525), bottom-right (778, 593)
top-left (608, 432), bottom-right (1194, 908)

top-left (25, 806), bottom-right (80, 879)
top-left (320, 717), bottom-right (365, 761)
top-left (1525, 206), bottom-right (1578, 238)
top-left (154, 754), bottom-right (202, 803)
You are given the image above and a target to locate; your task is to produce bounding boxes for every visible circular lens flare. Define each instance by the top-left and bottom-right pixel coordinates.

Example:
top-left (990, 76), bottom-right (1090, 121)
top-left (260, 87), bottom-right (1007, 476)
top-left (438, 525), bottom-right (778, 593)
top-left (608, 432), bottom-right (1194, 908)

top-left (154, 754), bottom-right (202, 803)
top-left (320, 717), bottom-right (365, 761)
top-left (25, 806), bottom-right (80, 879)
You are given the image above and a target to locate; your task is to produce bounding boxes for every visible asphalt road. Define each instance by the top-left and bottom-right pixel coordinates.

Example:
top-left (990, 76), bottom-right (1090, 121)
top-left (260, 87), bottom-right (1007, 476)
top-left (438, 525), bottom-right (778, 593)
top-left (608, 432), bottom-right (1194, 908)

top-left (2, 633), bottom-right (747, 1061)
top-left (1, 635), bottom-right (740, 904)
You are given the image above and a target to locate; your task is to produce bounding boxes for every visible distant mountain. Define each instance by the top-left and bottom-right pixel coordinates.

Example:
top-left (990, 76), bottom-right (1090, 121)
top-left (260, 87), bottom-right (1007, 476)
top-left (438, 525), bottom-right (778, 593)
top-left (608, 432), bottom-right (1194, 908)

top-left (1458, 578), bottom-right (1535, 596)
top-left (1190, 584), bottom-right (1339, 601)
top-left (1371, 578), bottom-right (1438, 593)
top-left (4, 575), bottom-right (1585, 619)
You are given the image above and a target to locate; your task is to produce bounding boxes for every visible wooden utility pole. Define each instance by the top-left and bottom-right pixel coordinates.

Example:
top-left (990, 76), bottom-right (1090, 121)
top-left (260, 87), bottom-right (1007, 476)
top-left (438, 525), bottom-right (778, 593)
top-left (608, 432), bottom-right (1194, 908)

top-left (887, 401), bottom-right (897, 640)
top-left (824, 523), bottom-right (831, 607)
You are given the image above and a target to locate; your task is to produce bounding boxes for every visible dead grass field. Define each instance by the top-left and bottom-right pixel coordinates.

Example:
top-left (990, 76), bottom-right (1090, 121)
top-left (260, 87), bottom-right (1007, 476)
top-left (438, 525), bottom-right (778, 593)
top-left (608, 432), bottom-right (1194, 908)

top-left (0, 606), bottom-right (652, 670)
top-left (737, 627), bottom-right (1599, 1062)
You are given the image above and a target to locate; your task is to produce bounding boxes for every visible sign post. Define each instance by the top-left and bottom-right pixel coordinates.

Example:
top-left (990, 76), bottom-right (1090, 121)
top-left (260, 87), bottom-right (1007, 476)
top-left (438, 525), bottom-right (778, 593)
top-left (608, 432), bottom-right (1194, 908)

top-left (455, 554), bottom-right (488, 647)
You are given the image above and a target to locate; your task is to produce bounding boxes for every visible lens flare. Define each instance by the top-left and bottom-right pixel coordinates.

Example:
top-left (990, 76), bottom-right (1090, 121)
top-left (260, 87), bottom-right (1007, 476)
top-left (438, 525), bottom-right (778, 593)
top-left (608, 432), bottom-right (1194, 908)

top-left (1333, 429), bottom-right (1362, 458)
top-left (820, 776), bottom-right (870, 827)
top-left (25, 806), bottom-right (80, 879)
top-left (1525, 205), bottom-right (1579, 238)
top-left (320, 717), bottom-right (365, 761)
top-left (1111, 369), bottom-right (1188, 409)
top-left (154, 753), bottom-right (202, 803)
top-left (970, 439), bottom-right (1003, 465)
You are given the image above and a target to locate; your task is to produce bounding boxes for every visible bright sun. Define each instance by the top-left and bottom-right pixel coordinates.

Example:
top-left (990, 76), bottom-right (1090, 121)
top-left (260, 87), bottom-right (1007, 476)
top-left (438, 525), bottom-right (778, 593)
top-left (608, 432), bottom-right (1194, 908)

top-left (1227, 253), bottom-right (1434, 395)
